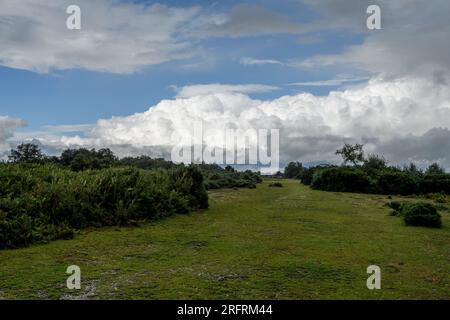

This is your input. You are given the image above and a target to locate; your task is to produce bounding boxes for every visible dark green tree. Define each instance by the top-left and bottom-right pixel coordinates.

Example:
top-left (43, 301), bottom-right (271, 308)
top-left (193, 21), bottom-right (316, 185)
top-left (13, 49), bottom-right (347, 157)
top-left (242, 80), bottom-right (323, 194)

top-left (336, 143), bottom-right (365, 166)
top-left (425, 163), bottom-right (445, 175)
top-left (8, 143), bottom-right (44, 163)
top-left (284, 161), bottom-right (304, 179)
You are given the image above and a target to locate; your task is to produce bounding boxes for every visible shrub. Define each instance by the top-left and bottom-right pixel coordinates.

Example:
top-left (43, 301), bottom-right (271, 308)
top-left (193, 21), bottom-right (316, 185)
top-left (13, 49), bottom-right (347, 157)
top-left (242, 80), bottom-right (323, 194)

top-left (377, 171), bottom-right (419, 195)
top-left (387, 201), bottom-right (402, 211)
top-left (0, 164), bottom-right (210, 249)
top-left (299, 165), bottom-right (334, 185)
top-left (284, 162), bottom-right (303, 179)
top-left (202, 166), bottom-right (260, 190)
top-left (401, 203), bottom-right (442, 228)
top-left (420, 174), bottom-right (450, 194)
top-left (311, 167), bottom-right (374, 193)
top-left (425, 193), bottom-right (448, 203)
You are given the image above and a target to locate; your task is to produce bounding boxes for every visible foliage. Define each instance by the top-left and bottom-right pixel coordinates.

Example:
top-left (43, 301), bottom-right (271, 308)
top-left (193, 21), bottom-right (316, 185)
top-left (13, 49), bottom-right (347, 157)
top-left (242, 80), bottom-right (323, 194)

top-left (284, 162), bottom-right (304, 179)
top-left (60, 148), bottom-right (117, 171)
top-left (298, 144), bottom-right (450, 196)
top-left (0, 164), bottom-right (208, 249)
top-left (335, 143), bottom-right (364, 166)
top-left (119, 156), bottom-right (177, 170)
top-left (200, 164), bottom-right (262, 190)
top-left (401, 203), bottom-right (442, 228)
top-left (425, 163), bottom-right (445, 175)
top-left (311, 167), bottom-right (374, 193)
top-left (8, 143), bottom-right (45, 164)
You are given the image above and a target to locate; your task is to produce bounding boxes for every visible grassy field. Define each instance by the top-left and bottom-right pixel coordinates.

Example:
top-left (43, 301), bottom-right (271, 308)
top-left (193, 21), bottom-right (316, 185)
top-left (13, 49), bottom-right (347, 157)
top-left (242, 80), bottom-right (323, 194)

top-left (0, 179), bottom-right (449, 300)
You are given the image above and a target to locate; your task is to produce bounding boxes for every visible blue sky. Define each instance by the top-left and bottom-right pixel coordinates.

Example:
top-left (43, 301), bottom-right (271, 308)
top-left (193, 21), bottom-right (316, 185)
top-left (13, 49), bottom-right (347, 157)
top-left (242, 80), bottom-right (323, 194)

top-left (2, 0), bottom-right (450, 168)
top-left (0, 0), bottom-right (365, 130)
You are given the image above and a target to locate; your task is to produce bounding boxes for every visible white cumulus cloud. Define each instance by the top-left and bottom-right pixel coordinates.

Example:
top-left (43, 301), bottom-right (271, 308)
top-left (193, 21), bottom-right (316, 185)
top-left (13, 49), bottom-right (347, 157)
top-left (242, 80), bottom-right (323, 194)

top-left (0, 0), bottom-right (200, 73)
top-left (24, 76), bottom-right (450, 168)
top-left (173, 84), bottom-right (280, 98)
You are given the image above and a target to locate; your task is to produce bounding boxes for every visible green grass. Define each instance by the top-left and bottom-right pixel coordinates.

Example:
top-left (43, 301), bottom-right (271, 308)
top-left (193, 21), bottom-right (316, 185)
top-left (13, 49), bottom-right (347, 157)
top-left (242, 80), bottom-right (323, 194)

top-left (1, 179), bottom-right (449, 299)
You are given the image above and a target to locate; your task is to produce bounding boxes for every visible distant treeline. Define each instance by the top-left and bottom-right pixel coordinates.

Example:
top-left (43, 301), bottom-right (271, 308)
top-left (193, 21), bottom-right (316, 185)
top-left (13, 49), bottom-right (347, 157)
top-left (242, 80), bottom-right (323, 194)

top-left (0, 144), bottom-right (262, 249)
top-left (6, 143), bottom-right (262, 190)
top-left (285, 144), bottom-right (450, 195)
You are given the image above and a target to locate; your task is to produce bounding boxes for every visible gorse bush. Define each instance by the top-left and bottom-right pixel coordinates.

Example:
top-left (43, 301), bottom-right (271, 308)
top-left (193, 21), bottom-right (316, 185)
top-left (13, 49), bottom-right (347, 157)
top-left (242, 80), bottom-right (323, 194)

top-left (376, 171), bottom-right (419, 195)
top-left (386, 201), bottom-right (442, 227)
top-left (401, 203), bottom-right (442, 228)
top-left (0, 164), bottom-right (208, 249)
top-left (200, 164), bottom-right (262, 190)
top-left (1, 145), bottom-right (261, 249)
top-left (311, 167), bottom-right (374, 193)
top-left (308, 165), bottom-right (450, 196)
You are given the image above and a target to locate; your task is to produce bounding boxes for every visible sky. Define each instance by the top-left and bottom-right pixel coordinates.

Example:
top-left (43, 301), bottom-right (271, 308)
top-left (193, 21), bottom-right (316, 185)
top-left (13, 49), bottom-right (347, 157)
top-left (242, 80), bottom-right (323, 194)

top-left (1, 0), bottom-right (450, 169)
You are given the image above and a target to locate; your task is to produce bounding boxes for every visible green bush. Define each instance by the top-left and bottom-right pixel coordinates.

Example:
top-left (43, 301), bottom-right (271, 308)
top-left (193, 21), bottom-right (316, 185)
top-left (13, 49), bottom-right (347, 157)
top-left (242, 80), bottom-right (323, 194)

top-left (377, 171), bottom-right (418, 195)
top-left (311, 167), bottom-right (374, 193)
top-left (425, 193), bottom-right (448, 203)
top-left (387, 201), bottom-right (402, 211)
top-left (202, 166), bottom-right (260, 190)
top-left (0, 164), bottom-right (209, 249)
top-left (401, 203), bottom-right (442, 228)
top-left (420, 174), bottom-right (450, 194)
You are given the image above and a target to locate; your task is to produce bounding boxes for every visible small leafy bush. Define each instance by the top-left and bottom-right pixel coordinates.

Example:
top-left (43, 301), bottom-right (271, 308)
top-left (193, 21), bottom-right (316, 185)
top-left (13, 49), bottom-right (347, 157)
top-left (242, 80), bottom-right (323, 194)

top-left (387, 201), bottom-right (403, 216)
top-left (387, 201), bottom-right (402, 211)
top-left (401, 203), bottom-right (442, 228)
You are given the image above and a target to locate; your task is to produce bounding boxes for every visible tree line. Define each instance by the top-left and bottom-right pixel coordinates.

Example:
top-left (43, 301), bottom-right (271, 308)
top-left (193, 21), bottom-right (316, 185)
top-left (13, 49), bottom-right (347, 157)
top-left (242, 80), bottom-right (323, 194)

top-left (284, 144), bottom-right (450, 196)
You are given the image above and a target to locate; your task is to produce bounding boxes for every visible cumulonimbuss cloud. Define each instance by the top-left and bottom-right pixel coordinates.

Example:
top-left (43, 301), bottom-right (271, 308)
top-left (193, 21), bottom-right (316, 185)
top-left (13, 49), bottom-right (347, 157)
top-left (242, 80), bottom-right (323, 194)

top-left (50, 76), bottom-right (450, 167)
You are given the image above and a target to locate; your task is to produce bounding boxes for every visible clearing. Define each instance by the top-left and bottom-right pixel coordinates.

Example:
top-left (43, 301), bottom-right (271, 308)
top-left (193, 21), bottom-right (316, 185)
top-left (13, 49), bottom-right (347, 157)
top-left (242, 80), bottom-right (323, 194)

top-left (0, 179), bottom-right (449, 299)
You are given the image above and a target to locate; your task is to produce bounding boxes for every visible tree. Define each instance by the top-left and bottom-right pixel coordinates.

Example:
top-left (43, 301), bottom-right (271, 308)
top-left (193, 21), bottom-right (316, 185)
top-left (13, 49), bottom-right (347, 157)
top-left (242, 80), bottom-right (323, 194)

top-left (8, 143), bottom-right (44, 163)
top-left (225, 165), bottom-right (235, 172)
top-left (60, 148), bottom-right (117, 171)
top-left (362, 154), bottom-right (387, 173)
top-left (336, 143), bottom-right (365, 166)
top-left (284, 161), bottom-right (304, 179)
top-left (426, 163), bottom-right (445, 175)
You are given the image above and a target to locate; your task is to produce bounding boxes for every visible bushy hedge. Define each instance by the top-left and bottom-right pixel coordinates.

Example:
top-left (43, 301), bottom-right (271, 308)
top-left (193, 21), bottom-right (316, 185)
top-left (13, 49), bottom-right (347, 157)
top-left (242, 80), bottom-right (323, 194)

top-left (307, 166), bottom-right (450, 196)
top-left (201, 164), bottom-right (262, 190)
top-left (0, 164), bottom-right (208, 249)
top-left (376, 171), bottom-right (419, 195)
top-left (311, 167), bottom-right (374, 193)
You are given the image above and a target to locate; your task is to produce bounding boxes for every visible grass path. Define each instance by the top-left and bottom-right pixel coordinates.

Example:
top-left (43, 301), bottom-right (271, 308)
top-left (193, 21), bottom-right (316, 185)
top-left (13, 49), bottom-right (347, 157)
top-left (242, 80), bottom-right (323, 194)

top-left (1, 179), bottom-right (449, 299)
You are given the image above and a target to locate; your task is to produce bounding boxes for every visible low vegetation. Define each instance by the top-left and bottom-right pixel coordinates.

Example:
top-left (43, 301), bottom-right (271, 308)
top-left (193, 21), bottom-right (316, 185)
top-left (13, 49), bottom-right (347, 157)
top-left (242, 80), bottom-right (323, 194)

top-left (388, 202), bottom-right (442, 228)
top-left (285, 144), bottom-right (450, 197)
top-left (0, 143), bottom-right (262, 249)
top-left (268, 182), bottom-right (283, 188)
top-left (0, 164), bottom-right (208, 249)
